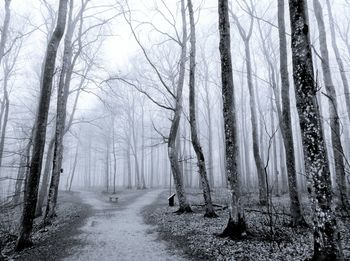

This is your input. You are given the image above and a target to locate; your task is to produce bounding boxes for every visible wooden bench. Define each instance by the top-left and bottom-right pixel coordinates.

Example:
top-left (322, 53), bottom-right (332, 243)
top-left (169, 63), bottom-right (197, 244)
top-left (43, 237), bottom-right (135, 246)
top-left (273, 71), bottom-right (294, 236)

top-left (109, 195), bottom-right (119, 203)
top-left (168, 193), bottom-right (176, 207)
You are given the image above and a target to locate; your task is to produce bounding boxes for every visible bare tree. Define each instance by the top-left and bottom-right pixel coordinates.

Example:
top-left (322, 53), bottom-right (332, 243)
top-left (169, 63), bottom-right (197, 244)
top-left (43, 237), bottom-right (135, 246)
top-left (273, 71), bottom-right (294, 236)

top-left (187, 0), bottom-right (216, 218)
top-left (313, 0), bottom-right (350, 213)
top-left (218, 0), bottom-right (246, 238)
top-left (122, 0), bottom-right (192, 212)
top-left (277, 0), bottom-right (306, 226)
top-left (325, 0), bottom-right (350, 124)
top-left (15, 0), bottom-right (68, 250)
top-left (288, 0), bottom-right (343, 259)
top-left (230, 4), bottom-right (267, 205)
top-left (0, 0), bottom-right (11, 65)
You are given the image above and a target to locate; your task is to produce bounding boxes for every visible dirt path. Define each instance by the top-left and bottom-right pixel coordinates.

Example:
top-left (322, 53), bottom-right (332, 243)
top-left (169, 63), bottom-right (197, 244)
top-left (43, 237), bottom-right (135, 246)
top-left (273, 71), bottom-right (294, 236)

top-left (64, 190), bottom-right (186, 261)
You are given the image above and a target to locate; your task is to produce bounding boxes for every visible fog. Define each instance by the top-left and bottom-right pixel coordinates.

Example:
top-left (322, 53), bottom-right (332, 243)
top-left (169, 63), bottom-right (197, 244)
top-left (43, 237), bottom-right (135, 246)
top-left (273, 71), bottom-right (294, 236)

top-left (0, 0), bottom-right (350, 260)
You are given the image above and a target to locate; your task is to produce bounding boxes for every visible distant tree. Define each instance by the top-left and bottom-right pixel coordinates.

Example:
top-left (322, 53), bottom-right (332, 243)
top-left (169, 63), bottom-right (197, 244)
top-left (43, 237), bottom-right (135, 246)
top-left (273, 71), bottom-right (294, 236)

top-left (325, 0), bottom-right (350, 124)
top-left (313, 0), bottom-right (350, 213)
top-left (230, 4), bottom-right (267, 206)
top-left (122, 0), bottom-right (192, 212)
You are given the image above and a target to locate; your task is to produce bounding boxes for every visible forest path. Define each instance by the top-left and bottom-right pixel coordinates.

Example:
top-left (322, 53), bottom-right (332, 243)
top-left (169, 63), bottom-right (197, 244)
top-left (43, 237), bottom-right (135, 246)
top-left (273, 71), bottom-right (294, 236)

top-left (63, 189), bottom-right (186, 261)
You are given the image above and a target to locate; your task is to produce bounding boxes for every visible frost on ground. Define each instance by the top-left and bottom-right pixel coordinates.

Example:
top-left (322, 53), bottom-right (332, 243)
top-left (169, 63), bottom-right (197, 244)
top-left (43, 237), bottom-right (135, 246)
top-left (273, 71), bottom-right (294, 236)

top-left (64, 189), bottom-right (186, 261)
top-left (143, 189), bottom-right (350, 261)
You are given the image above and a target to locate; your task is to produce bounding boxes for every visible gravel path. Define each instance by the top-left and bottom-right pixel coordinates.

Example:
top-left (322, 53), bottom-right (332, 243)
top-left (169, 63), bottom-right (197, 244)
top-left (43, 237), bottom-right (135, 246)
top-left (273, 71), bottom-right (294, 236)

top-left (64, 190), bottom-right (186, 261)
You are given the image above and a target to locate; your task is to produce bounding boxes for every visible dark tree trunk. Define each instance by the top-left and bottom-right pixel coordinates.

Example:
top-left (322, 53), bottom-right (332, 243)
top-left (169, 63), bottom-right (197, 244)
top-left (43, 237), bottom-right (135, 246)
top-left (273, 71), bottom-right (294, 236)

top-left (15, 0), bottom-right (68, 251)
top-left (288, 0), bottom-right (344, 259)
top-left (218, 0), bottom-right (246, 238)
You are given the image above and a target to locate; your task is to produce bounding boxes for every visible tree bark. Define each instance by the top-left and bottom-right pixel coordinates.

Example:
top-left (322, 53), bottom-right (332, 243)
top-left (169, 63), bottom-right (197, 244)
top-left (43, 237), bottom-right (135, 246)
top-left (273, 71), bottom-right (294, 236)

top-left (15, 0), bottom-right (68, 251)
top-left (288, 0), bottom-right (344, 259)
top-left (187, 0), bottom-right (217, 218)
top-left (218, 0), bottom-right (246, 238)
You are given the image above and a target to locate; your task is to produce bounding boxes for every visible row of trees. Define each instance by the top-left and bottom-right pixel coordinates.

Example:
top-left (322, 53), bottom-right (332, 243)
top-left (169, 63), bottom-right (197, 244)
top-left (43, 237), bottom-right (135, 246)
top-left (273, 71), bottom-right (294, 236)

top-left (0, 0), bottom-right (349, 259)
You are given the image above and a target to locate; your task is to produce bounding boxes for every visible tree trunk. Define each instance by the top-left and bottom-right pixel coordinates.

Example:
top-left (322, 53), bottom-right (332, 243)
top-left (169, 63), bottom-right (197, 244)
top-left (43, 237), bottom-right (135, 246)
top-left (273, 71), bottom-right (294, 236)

top-left (0, 0), bottom-right (11, 65)
top-left (105, 139), bottom-right (110, 192)
top-left (0, 72), bottom-right (10, 173)
top-left (230, 10), bottom-right (267, 205)
top-left (269, 93), bottom-right (279, 196)
top-left (313, 0), bottom-right (350, 212)
top-left (277, 0), bottom-right (306, 226)
top-left (202, 54), bottom-right (215, 189)
top-left (218, 0), bottom-right (246, 238)
top-left (68, 141), bottom-right (79, 192)
top-left (150, 145), bottom-right (154, 188)
top-left (288, 0), bottom-right (344, 259)
top-left (35, 137), bottom-right (55, 217)
top-left (15, 0), bottom-right (68, 251)
top-left (167, 0), bottom-right (192, 213)
top-left (112, 116), bottom-right (117, 194)
top-left (126, 138), bottom-right (132, 189)
top-left (140, 106), bottom-right (146, 189)
top-left (44, 0), bottom-right (74, 221)
top-left (325, 0), bottom-right (350, 124)
top-left (187, 0), bottom-right (217, 218)
top-left (244, 41), bottom-right (267, 205)
top-left (12, 140), bottom-right (32, 205)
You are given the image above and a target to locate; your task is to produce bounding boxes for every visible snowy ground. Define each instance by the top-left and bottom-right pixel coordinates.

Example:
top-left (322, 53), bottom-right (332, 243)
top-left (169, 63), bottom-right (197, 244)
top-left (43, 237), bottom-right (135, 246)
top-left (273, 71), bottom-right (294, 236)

top-left (64, 190), bottom-right (186, 261)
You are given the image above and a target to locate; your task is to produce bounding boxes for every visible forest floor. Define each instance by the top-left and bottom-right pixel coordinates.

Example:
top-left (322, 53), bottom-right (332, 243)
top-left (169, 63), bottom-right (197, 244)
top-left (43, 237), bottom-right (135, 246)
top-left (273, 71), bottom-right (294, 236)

top-left (143, 188), bottom-right (350, 261)
top-left (2, 188), bottom-right (181, 260)
top-left (62, 189), bottom-right (186, 261)
top-left (2, 188), bottom-right (349, 261)
top-left (1, 191), bottom-right (92, 260)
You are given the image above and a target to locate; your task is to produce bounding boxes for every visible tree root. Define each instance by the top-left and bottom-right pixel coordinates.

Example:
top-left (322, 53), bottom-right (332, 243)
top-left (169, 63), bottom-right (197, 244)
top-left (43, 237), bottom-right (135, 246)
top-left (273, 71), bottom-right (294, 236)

top-left (174, 205), bottom-right (193, 214)
top-left (218, 217), bottom-right (247, 239)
